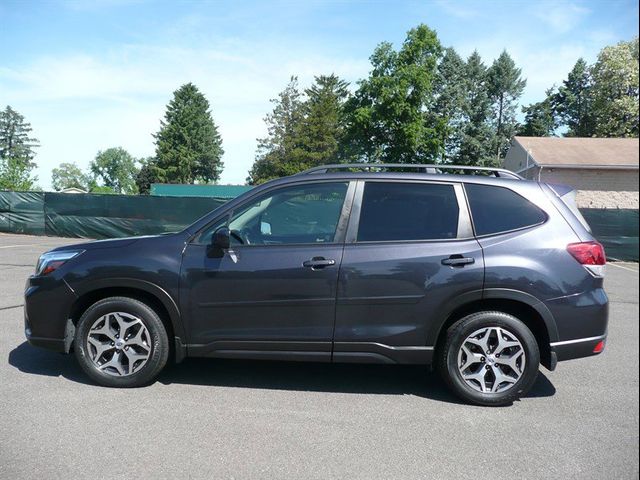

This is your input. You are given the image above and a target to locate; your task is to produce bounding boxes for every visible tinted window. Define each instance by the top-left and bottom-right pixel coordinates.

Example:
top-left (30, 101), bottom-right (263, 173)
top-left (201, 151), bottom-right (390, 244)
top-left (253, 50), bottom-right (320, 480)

top-left (465, 183), bottom-right (546, 236)
top-left (357, 182), bottom-right (459, 242)
top-left (215, 182), bottom-right (349, 245)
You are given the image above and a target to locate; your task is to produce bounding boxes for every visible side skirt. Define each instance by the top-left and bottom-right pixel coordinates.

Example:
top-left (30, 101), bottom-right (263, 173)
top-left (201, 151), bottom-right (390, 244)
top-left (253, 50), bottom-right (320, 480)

top-left (184, 340), bottom-right (434, 365)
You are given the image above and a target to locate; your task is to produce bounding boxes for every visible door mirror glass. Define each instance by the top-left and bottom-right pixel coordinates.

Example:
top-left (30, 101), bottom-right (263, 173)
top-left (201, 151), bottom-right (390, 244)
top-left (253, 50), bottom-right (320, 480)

top-left (211, 226), bottom-right (230, 250)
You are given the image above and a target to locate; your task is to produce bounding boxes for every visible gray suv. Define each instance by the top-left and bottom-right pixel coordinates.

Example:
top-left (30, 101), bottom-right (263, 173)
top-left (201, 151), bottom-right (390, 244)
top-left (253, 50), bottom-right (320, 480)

top-left (24, 164), bottom-right (608, 406)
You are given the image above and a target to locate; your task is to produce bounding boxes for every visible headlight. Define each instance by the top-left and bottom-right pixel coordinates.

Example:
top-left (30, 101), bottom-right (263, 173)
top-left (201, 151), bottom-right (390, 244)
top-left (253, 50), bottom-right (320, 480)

top-left (35, 250), bottom-right (84, 276)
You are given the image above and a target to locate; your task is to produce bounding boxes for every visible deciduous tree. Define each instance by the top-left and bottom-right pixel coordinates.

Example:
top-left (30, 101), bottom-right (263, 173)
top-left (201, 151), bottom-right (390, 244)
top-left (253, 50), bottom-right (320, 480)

top-left (90, 147), bottom-right (138, 194)
top-left (343, 24), bottom-right (445, 163)
top-left (51, 162), bottom-right (90, 191)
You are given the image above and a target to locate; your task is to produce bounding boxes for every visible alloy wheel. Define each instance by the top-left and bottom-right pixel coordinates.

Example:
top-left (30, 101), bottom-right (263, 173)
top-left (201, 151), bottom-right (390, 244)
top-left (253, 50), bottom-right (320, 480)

top-left (457, 326), bottom-right (526, 394)
top-left (86, 312), bottom-right (152, 377)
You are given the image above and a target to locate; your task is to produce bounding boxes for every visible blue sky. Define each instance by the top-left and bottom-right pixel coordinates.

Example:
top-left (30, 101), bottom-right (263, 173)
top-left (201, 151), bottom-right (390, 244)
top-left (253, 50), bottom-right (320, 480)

top-left (1, 0), bottom-right (638, 189)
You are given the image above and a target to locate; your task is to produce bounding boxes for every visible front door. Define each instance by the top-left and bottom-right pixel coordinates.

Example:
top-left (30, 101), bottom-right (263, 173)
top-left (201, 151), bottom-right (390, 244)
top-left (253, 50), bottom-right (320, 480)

top-left (333, 180), bottom-right (485, 364)
top-left (181, 181), bottom-right (353, 360)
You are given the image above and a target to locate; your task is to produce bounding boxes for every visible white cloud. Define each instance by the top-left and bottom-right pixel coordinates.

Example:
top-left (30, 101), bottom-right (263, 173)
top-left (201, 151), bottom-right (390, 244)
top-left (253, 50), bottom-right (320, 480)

top-left (533, 1), bottom-right (591, 34)
top-left (1, 43), bottom-right (369, 189)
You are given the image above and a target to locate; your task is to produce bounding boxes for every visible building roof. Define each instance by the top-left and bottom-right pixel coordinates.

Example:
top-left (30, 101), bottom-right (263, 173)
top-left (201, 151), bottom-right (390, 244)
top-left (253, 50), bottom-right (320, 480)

top-left (512, 136), bottom-right (639, 169)
top-left (150, 183), bottom-right (253, 198)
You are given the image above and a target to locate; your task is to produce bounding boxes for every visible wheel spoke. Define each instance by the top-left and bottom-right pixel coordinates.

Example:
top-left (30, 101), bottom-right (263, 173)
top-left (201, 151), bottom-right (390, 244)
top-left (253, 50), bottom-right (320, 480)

top-left (490, 365), bottom-right (517, 393)
top-left (89, 318), bottom-right (116, 341)
top-left (99, 351), bottom-right (126, 375)
top-left (459, 344), bottom-right (484, 372)
top-left (87, 336), bottom-right (114, 361)
top-left (494, 328), bottom-right (521, 355)
top-left (462, 367), bottom-right (489, 393)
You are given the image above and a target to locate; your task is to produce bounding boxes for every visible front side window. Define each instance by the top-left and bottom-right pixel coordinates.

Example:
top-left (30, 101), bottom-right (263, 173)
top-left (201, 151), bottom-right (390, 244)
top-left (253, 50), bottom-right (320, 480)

top-left (465, 183), bottom-right (547, 236)
top-left (357, 182), bottom-right (460, 242)
top-left (200, 182), bottom-right (349, 246)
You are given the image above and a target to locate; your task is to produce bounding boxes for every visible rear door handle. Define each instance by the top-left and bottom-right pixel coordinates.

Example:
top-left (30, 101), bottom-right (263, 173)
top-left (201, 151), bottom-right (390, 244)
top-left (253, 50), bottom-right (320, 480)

top-left (303, 257), bottom-right (336, 269)
top-left (441, 255), bottom-right (475, 267)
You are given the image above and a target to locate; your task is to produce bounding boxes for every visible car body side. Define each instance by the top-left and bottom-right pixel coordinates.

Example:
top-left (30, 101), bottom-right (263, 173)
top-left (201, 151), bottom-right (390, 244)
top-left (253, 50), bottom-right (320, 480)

top-left (24, 172), bottom-right (608, 369)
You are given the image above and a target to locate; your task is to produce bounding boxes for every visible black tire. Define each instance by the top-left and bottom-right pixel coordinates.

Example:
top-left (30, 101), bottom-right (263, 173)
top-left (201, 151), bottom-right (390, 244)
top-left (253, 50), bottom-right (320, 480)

top-left (438, 311), bottom-right (540, 406)
top-left (74, 296), bottom-right (169, 387)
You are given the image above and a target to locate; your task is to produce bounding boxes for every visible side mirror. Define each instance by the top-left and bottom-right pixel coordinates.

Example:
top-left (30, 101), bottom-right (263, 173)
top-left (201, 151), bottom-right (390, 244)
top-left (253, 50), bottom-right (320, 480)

top-left (212, 226), bottom-right (231, 249)
top-left (208, 226), bottom-right (230, 257)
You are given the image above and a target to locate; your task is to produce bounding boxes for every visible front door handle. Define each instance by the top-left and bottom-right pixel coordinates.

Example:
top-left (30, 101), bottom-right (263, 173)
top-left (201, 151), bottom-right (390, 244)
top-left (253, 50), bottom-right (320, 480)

top-left (441, 255), bottom-right (475, 267)
top-left (303, 257), bottom-right (336, 269)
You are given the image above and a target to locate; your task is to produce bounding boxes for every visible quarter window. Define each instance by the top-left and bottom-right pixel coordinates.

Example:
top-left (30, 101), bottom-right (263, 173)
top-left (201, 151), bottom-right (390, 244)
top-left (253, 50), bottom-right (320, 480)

top-left (465, 183), bottom-right (547, 236)
top-left (357, 182), bottom-right (460, 242)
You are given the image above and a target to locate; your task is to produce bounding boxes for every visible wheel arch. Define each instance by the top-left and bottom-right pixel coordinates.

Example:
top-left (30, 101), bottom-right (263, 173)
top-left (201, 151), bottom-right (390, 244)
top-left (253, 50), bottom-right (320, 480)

top-left (68, 278), bottom-right (185, 353)
top-left (430, 289), bottom-right (558, 370)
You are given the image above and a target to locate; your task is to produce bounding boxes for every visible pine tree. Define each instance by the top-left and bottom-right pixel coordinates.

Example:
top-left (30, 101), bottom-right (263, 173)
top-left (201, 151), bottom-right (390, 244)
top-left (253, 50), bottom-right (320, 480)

top-left (247, 77), bottom-right (305, 184)
top-left (487, 51), bottom-right (526, 160)
top-left (0, 106), bottom-right (39, 190)
top-left (555, 58), bottom-right (595, 137)
top-left (520, 88), bottom-right (559, 137)
top-left (154, 83), bottom-right (224, 184)
top-left (456, 51), bottom-right (495, 166)
top-left (432, 47), bottom-right (467, 162)
top-left (297, 74), bottom-right (350, 166)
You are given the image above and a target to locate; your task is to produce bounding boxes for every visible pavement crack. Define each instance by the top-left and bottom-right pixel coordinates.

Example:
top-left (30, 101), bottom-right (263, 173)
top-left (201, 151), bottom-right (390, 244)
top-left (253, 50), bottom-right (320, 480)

top-left (0, 304), bottom-right (23, 311)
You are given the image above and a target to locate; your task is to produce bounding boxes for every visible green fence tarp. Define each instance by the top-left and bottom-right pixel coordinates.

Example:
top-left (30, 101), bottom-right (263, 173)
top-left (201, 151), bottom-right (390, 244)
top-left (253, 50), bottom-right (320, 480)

top-left (0, 191), bottom-right (46, 235)
top-left (580, 208), bottom-right (639, 262)
top-left (1, 191), bottom-right (638, 261)
top-left (0, 191), bottom-right (228, 239)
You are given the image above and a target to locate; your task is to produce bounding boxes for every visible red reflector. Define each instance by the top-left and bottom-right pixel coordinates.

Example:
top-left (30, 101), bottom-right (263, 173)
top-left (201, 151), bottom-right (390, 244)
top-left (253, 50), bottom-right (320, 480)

top-left (567, 241), bottom-right (606, 266)
top-left (593, 340), bottom-right (605, 353)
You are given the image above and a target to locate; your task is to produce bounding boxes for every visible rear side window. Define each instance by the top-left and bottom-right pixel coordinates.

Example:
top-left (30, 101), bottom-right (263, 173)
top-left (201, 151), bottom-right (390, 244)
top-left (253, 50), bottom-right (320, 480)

top-left (357, 182), bottom-right (459, 242)
top-left (465, 183), bottom-right (546, 236)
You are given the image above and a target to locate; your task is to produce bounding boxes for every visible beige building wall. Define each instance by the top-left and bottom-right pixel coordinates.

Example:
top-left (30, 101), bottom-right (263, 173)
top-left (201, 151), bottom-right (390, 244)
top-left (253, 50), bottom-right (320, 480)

top-left (503, 141), bottom-right (639, 209)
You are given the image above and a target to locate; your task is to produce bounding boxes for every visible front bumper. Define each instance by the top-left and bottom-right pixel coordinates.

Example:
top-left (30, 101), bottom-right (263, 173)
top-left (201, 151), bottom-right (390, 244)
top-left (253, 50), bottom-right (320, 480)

top-left (24, 275), bottom-right (77, 353)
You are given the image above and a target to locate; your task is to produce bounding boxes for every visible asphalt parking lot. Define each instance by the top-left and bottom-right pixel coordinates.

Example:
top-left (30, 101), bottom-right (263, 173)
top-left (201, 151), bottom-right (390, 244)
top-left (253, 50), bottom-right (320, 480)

top-left (0, 232), bottom-right (638, 479)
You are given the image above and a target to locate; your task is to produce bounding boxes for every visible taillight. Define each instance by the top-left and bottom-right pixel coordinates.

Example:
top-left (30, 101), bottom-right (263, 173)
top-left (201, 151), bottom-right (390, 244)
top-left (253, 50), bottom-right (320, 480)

top-left (593, 340), bottom-right (605, 354)
top-left (567, 241), bottom-right (606, 277)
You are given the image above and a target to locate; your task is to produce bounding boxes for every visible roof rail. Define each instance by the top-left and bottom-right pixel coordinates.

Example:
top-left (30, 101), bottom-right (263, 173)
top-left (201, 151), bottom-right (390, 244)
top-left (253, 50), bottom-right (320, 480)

top-left (298, 163), bottom-right (523, 180)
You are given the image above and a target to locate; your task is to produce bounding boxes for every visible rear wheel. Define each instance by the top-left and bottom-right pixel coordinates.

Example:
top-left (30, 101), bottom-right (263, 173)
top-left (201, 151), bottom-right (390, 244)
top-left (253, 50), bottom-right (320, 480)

top-left (439, 311), bottom-right (540, 406)
top-left (74, 296), bottom-right (169, 387)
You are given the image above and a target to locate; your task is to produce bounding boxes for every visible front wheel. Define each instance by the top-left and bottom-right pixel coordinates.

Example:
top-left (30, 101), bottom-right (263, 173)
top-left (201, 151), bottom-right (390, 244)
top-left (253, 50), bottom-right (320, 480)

top-left (439, 311), bottom-right (540, 406)
top-left (74, 296), bottom-right (169, 387)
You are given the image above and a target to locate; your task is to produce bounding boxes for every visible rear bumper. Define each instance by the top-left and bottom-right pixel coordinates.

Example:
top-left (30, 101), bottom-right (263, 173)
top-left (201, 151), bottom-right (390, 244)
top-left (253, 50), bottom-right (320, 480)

top-left (551, 334), bottom-right (607, 362)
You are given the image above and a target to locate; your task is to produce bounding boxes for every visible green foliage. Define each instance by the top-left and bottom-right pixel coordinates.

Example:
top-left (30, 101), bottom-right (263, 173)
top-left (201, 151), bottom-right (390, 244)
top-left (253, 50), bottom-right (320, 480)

top-left (520, 88), bottom-right (558, 137)
top-left (487, 51), bottom-right (526, 159)
top-left (135, 157), bottom-right (162, 195)
top-left (590, 37), bottom-right (639, 137)
top-left (247, 76), bottom-right (305, 184)
top-left (432, 48), bottom-right (467, 161)
top-left (342, 24), bottom-right (445, 164)
top-left (555, 58), bottom-right (595, 137)
top-left (455, 51), bottom-right (496, 166)
top-left (51, 162), bottom-right (91, 191)
top-left (298, 74), bottom-right (350, 167)
top-left (0, 106), bottom-right (39, 190)
top-left (90, 147), bottom-right (138, 194)
top-left (155, 83), bottom-right (224, 184)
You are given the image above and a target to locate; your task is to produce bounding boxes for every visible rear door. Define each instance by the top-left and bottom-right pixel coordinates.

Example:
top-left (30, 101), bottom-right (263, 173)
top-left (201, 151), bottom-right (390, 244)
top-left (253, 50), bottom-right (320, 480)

top-left (333, 180), bottom-right (485, 364)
